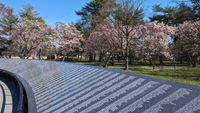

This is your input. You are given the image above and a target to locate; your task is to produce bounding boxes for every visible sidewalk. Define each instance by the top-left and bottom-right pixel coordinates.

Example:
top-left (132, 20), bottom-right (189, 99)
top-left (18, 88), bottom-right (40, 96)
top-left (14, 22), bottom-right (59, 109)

top-left (0, 80), bottom-right (13, 113)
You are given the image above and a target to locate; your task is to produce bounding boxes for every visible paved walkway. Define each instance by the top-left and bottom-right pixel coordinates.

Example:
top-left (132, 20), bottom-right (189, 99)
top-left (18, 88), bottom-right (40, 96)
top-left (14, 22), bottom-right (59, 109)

top-left (0, 59), bottom-right (200, 113)
top-left (0, 80), bottom-right (13, 113)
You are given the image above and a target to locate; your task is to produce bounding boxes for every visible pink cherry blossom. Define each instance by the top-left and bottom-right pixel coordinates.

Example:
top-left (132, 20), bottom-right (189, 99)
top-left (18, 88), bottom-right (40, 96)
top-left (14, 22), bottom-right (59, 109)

top-left (55, 23), bottom-right (84, 56)
top-left (9, 19), bottom-right (51, 58)
top-left (85, 20), bottom-right (119, 67)
top-left (174, 20), bottom-right (200, 67)
top-left (135, 21), bottom-right (175, 69)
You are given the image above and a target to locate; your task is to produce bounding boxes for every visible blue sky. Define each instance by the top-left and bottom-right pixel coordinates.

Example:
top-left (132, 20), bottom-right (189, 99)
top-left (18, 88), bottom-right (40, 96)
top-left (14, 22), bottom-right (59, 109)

top-left (0, 0), bottom-right (176, 26)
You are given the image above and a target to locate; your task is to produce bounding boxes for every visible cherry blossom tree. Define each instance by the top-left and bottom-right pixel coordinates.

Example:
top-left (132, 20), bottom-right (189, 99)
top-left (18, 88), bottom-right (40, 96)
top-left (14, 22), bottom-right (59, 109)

top-left (114, 24), bottom-right (142, 68)
top-left (55, 23), bottom-right (83, 60)
top-left (85, 21), bottom-right (119, 67)
top-left (38, 27), bottom-right (57, 59)
top-left (175, 20), bottom-right (200, 67)
top-left (135, 21), bottom-right (175, 69)
top-left (9, 19), bottom-right (50, 59)
top-left (114, 0), bottom-right (144, 70)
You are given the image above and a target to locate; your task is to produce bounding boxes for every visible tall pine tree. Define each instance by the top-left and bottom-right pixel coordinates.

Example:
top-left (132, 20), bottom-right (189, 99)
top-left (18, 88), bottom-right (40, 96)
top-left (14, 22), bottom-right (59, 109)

top-left (19, 4), bottom-right (45, 23)
top-left (76, 0), bottom-right (116, 37)
top-left (150, 2), bottom-right (195, 25)
top-left (0, 3), bottom-right (18, 56)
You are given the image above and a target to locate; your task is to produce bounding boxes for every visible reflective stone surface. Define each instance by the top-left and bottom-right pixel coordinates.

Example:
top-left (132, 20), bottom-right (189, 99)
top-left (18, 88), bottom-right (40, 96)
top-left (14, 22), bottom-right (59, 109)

top-left (0, 59), bottom-right (200, 113)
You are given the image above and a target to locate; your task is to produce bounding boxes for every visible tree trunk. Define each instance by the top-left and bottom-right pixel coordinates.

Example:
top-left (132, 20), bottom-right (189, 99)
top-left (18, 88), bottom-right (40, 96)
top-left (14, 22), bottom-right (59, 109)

top-left (144, 60), bottom-right (147, 65)
top-left (180, 57), bottom-right (183, 64)
top-left (77, 54), bottom-right (80, 62)
top-left (125, 57), bottom-right (129, 70)
top-left (173, 59), bottom-right (176, 69)
top-left (149, 60), bottom-right (152, 66)
top-left (117, 55), bottom-right (120, 63)
top-left (104, 62), bottom-right (108, 68)
top-left (80, 55), bottom-right (82, 61)
top-left (192, 56), bottom-right (197, 68)
top-left (188, 59), bottom-right (191, 66)
top-left (38, 49), bottom-right (41, 60)
top-left (66, 55), bottom-right (69, 61)
top-left (152, 57), bottom-right (156, 70)
top-left (20, 55), bottom-right (25, 59)
top-left (129, 55), bottom-right (133, 65)
top-left (93, 54), bottom-right (96, 62)
top-left (159, 59), bottom-right (163, 66)
top-left (99, 54), bottom-right (102, 62)
top-left (124, 45), bottom-right (129, 70)
top-left (111, 56), bottom-right (115, 66)
top-left (89, 54), bottom-right (93, 62)
top-left (26, 56), bottom-right (30, 59)
top-left (199, 58), bottom-right (200, 64)
top-left (54, 54), bottom-right (58, 60)
top-left (124, 30), bottom-right (129, 70)
top-left (103, 58), bottom-right (109, 68)
top-left (152, 60), bottom-right (156, 70)
top-left (103, 54), bottom-right (113, 68)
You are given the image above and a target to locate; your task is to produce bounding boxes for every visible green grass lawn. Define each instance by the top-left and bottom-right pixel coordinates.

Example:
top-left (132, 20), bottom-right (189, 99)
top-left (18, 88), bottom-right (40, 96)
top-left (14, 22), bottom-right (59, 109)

top-left (108, 65), bottom-right (200, 86)
top-left (78, 60), bottom-right (200, 86)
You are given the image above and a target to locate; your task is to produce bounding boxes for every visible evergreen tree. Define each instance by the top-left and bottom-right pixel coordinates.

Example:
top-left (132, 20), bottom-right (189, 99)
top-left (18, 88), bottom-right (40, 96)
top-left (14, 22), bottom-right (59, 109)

top-left (191, 0), bottom-right (200, 20)
top-left (76, 0), bottom-right (116, 36)
top-left (150, 3), bottom-right (195, 25)
top-left (19, 4), bottom-right (45, 23)
top-left (0, 3), bottom-right (18, 55)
